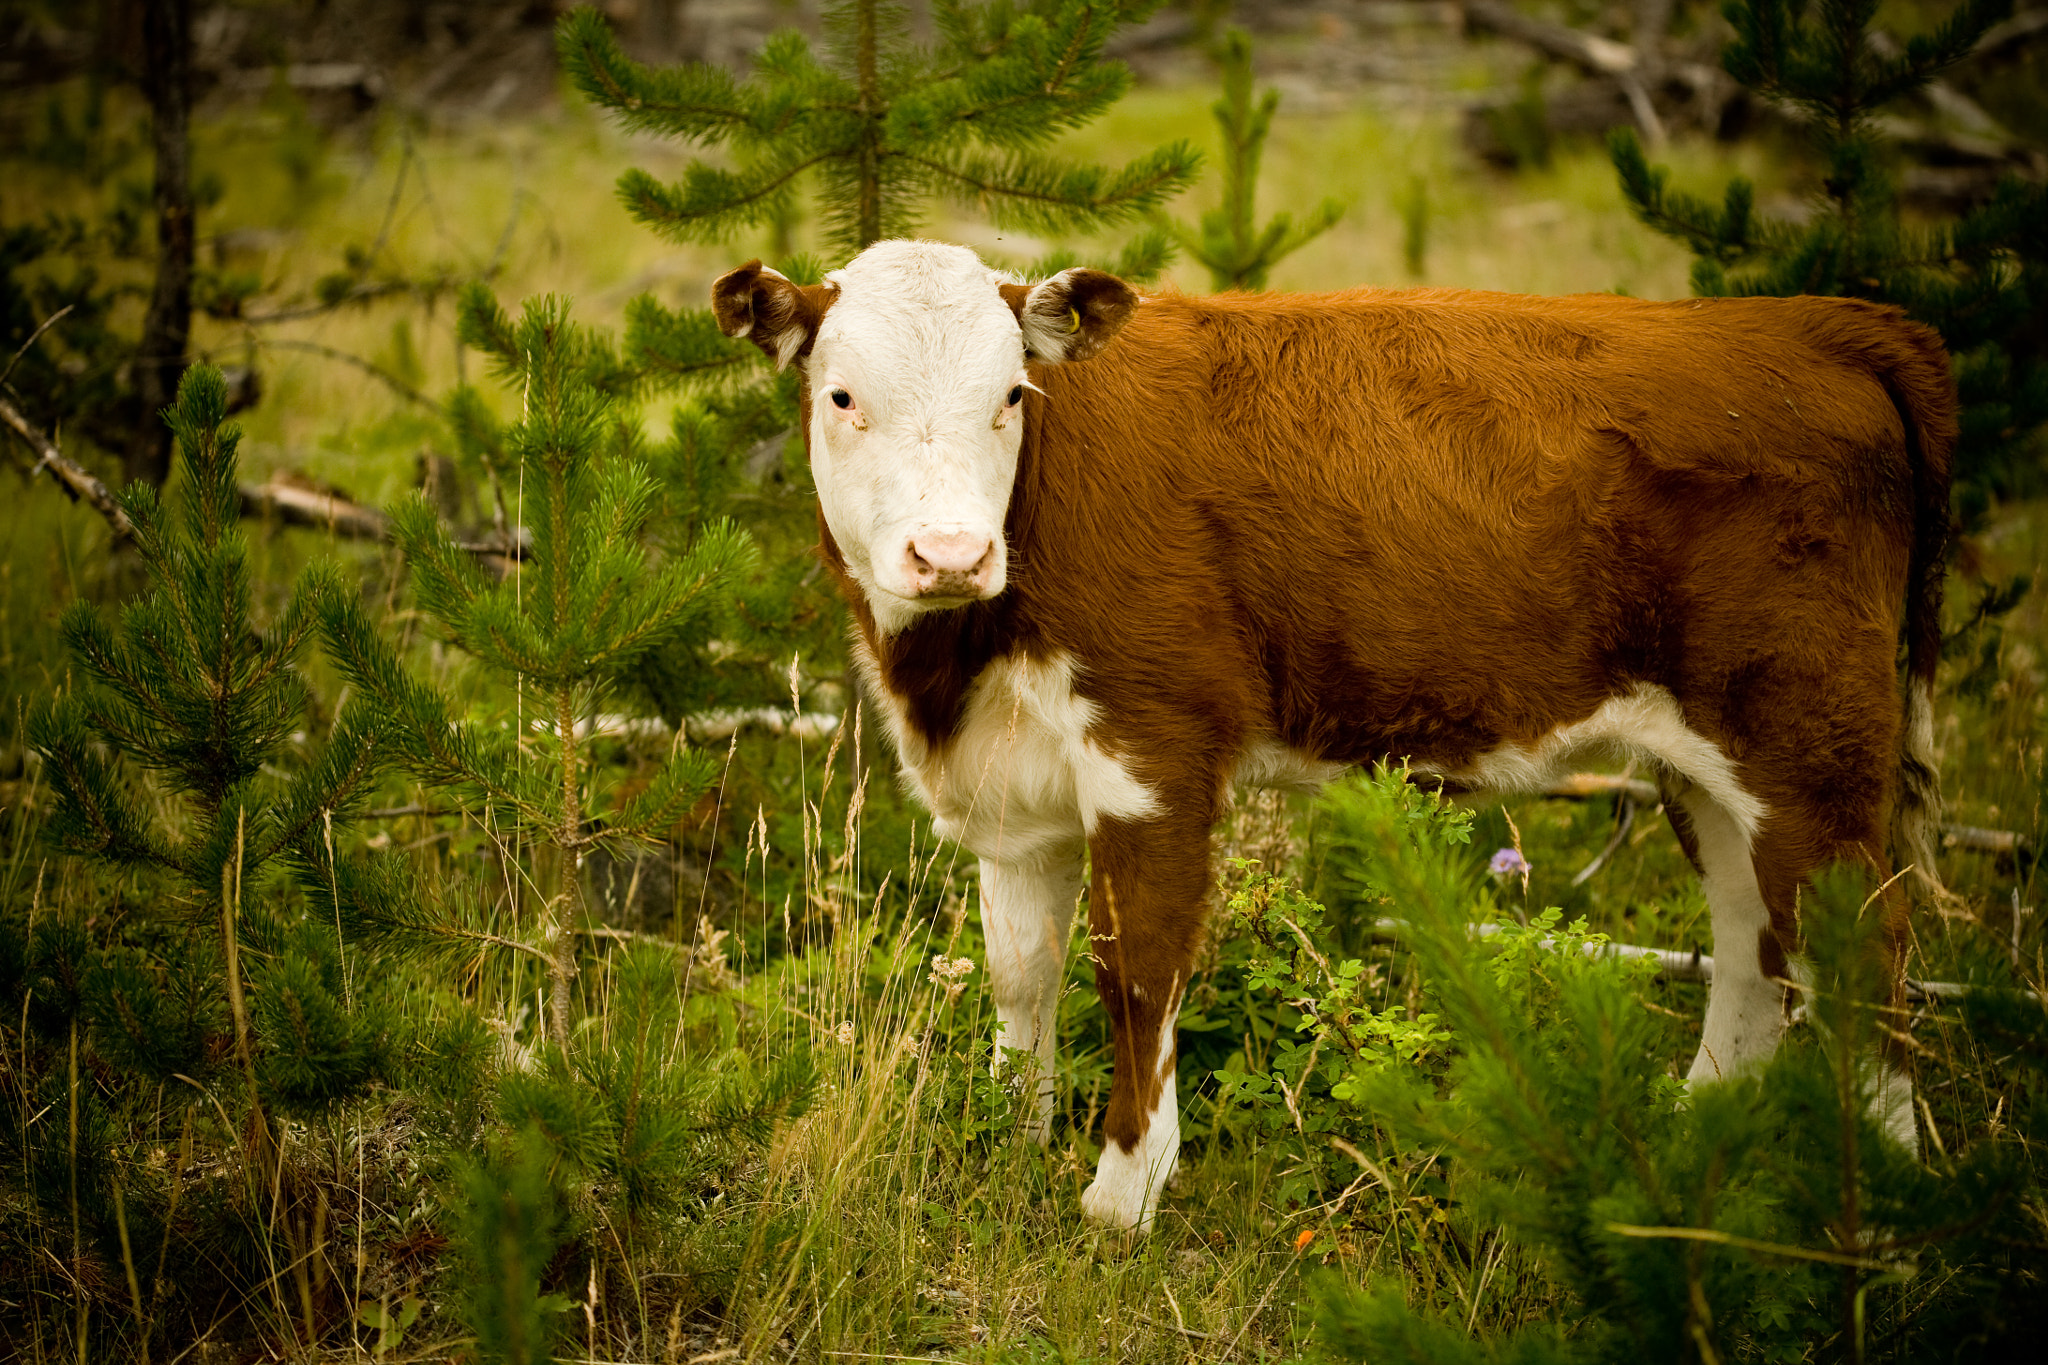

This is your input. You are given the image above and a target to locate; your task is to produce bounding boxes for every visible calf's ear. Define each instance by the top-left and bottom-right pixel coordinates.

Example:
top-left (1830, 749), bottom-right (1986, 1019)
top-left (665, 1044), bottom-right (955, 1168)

top-left (712, 261), bottom-right (832, 370)
top-left (999, 269), bottom-right (1138, 364)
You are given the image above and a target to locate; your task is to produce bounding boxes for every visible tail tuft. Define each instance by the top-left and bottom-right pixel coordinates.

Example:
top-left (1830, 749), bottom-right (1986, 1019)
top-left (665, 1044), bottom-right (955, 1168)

top-left (1893, 677), bottom-right (1946, 897)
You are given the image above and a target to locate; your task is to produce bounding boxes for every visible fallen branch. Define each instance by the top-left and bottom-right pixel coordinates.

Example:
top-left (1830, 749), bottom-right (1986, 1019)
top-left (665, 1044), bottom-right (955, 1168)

top-left (0, 408), bottom-right (527, 561)
top-left (1369, 917), bottom-right (2018, 1004)
top-left (1943, 824), bottom-right (2034, 862)
top-left (1461, 0), bottom-right (1639, 75)
top-left (1541, 772), bottom-right (1662, 806)
top-left (240, 479), bottom-right (529, 559)
top-left (0, 394), bottom-right (133, 536)
top-left (241, 479), bottom-right (390, 540)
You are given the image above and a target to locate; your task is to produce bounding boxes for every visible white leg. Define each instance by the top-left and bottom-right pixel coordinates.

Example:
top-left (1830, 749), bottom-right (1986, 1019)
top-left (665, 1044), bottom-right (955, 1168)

top-left (1683, 793), bottom-right (1787, 1083)
top-left (1079, 988), bottom-right (1181, 1232)
top-left (980, 843), bottom-right (1084, 1143)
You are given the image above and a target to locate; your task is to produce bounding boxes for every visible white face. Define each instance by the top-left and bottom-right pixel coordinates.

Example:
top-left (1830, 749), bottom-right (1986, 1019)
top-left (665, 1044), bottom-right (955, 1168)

top-left (804, 242), bottom-right (1030, 635)
top-left (712, 241), bottom-right (1136, 636)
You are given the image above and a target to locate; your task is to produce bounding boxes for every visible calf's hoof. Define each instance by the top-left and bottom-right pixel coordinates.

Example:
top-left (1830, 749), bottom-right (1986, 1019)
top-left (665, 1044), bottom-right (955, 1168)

top-left (1080, 1175), bottom-right (1154, 1233)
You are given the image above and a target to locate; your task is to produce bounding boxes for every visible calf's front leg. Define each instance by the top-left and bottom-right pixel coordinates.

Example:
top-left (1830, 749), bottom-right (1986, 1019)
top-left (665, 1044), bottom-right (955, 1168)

top-left (1078, 812), bottom-right (1212, 1232)
top-left (980, 840), bottom-right (1086, 1143)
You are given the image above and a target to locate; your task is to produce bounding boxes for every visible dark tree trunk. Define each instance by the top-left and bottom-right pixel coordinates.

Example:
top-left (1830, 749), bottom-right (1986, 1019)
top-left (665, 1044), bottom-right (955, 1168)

top-left (126, 0), bottom-right (194, 489)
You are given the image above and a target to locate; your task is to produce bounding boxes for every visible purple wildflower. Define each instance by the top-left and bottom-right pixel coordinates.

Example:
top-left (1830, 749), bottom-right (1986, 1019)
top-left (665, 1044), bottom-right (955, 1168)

top-left (1489, 847), bottom-right (1531, 877)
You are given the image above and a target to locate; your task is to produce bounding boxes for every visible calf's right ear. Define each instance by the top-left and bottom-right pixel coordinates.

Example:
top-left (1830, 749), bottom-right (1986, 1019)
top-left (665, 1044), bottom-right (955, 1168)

top-left (711, 261), bottom-right (832, 370)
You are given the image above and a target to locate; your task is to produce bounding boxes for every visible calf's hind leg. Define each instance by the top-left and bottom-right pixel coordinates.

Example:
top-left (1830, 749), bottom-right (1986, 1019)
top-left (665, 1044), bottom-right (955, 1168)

top-left (980, 841), bottom-right (1086, 1143)
top-left (1675, 789), bottom-right (1789, 1085)
top-left (1680, 785), bottom-right (1920, 1151)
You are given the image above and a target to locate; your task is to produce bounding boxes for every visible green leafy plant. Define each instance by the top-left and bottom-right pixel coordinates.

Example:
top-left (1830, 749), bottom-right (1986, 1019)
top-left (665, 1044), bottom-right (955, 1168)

top-left (1211, 853), bottom-right (1453, 1212)
top-left (1165, 28), bottom-right (1344, 292)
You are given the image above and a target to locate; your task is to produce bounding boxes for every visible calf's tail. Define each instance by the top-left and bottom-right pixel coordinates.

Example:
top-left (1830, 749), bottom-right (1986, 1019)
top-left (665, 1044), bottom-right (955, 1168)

top-left (1873, 311), bottom-right (1957, 897)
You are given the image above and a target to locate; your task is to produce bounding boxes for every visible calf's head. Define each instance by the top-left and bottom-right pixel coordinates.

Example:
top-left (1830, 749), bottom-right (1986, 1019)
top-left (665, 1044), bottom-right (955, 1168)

top-left (712, 240), bottom-right (1137, 634)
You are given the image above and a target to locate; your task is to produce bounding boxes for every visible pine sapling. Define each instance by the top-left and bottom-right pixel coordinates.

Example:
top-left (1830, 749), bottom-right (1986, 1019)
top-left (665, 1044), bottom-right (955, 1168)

top-left (1167, 28), bottom-right (1344, 292)
top-left (319, 296), bottom-right (750, 1049)
top-left (28, 366), bottom-right (396, 1136)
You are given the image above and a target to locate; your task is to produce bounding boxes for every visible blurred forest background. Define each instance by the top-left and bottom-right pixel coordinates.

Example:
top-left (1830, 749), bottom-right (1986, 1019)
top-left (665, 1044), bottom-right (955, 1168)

top-left (1, 1), bottom-right (2044, 1362)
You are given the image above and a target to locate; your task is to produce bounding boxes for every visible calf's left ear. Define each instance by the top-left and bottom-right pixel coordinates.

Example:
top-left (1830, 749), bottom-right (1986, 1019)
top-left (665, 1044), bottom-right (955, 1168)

top-left (712, 261), bottom-right (832, 370)
top-left (999, 269), bottom-right (1138, 364)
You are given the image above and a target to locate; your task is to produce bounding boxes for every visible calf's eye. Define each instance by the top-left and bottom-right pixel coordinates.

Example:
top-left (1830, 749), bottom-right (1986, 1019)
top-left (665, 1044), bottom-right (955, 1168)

top-left (1006, 385), bottom-right (1024, 406)
top-left (830, 389), bottom-right (854, 410)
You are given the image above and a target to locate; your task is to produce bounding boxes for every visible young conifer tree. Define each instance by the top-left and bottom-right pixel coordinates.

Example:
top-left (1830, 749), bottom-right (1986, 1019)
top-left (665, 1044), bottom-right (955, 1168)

top-left (1610, 0), bottom-right (2044, 521)
top-left (318, 297), bottom-right (751, 1049)
top-left (1166, 28), bottom-right (1344, 292)
top-left (27, 366), bottom-right (396, 1134)
top-left (558, 0), bottom-right (1200, 268)
top-left (16, 366), bottom-right (396, 1358)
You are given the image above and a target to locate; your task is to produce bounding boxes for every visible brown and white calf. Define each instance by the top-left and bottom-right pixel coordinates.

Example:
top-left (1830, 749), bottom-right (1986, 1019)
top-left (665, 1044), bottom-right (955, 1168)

top-left (712, 241), bottom-right (1954, 1231)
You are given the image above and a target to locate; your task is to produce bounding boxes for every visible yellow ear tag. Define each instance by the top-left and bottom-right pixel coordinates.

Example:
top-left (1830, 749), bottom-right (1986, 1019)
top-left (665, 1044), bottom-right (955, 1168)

top-left (1065, 307), bottom-right (1082, 334)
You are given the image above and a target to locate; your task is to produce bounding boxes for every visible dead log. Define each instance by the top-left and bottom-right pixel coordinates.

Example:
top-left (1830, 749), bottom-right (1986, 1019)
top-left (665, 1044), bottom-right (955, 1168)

top-left (1542, 772), bottom-right (1662, 806)
top-left (3, 398), bottom-right (525, 561)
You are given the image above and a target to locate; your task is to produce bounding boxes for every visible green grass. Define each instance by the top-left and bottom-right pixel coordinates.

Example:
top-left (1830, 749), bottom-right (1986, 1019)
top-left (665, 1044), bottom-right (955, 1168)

top-left (2, 67), bottom-right (2043, 1365)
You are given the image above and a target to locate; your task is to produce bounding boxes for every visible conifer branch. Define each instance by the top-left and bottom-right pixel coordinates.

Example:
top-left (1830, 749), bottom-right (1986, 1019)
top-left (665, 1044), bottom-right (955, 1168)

top-left (557, 7), bottom-right (756, 143)
top-left (616, 158), bottom-right (833, 243)
top-left (255, 338), bottom-right (441, 411)
top-left (910, 143), bottom-right (1199, 233)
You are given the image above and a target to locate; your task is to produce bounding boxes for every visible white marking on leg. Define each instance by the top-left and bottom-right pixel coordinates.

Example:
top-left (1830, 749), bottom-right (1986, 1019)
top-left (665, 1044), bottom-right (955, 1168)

top-left (980, 846), bottom-right (1084, 1143)
top-left (1437, 684), bottom-right (1788, 1085)
top-left (1080, 991), bottom-right (1181, 1232)
top-left (1683, 792), bottom-right (1786, 1082)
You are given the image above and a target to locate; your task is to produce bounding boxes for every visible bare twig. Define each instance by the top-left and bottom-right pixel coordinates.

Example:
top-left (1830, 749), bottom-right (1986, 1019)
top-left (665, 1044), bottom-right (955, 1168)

top-left (1570, 794), bottom-right (1638, 886)
top-left (0, 304), bottom-right (74, 388)
top-left (241, 280), bottom-right (419, 326)
top-left (0, 395), bottom-right (133, 536)
top-left (256, 338), bottom-right (440, 410)
top-left (1606, 1222), bottom-right (1889, 1269)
